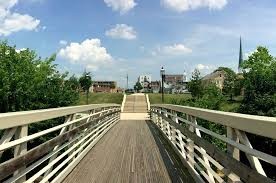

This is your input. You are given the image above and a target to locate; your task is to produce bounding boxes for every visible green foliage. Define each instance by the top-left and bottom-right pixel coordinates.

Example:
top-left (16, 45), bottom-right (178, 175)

top-left (218, 67), bottom-right (237, 100)
top-left (195, 84), bottom-right (226, 110)
top-left (239, 46), bottom-right (276, 116)
top-left (134, 81), bottom-right (143, 91)
top-left (238, 46), bottom-right (276, 180)
top-left (79, 72), bottom-right (92, 92)
top-left (78, 93), bottom-right (123, 104)
top-left (148, 93), bottom-right (191, 104)
top-left (0, 41), bottom-right (79, 112)
top-left (187, 69), bottom-right (203, 99)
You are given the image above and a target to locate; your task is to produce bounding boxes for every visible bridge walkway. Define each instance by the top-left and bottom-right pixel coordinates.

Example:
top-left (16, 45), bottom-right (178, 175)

top-left (62, 94), bottom-right (193, 183)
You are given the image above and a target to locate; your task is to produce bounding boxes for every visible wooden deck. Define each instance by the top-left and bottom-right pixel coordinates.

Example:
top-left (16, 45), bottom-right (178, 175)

top-left (62, 120), bottom-right (172, 183)
top-left (62, 94), bottom-right (194, 183)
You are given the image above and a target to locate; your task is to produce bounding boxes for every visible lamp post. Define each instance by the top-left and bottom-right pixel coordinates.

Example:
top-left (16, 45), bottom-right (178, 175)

top-left (160, 66), bottom-right (165, 103)
top-left (85, 73), bottom-right (89, 105)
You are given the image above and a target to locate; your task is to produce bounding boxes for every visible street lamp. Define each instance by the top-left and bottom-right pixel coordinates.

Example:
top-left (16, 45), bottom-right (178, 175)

top-left (85, 73), bottom-right (89, 105)
top-left (160, 66), bottom-right (165, 103)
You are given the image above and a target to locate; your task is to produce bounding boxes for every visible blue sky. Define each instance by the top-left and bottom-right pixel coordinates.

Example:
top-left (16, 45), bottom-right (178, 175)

top-left (2, 0), bottom-right (276, 87)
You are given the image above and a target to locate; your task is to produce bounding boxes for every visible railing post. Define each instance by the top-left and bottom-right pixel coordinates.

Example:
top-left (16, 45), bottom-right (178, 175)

top-left (227, 127), bottom-right (240, 182)
top-left (187, 115), bottom-right (195, 167)
top-left (13, 125), bottom-right (28, 183)
top-left (170, 110), bottom-right (177, 145)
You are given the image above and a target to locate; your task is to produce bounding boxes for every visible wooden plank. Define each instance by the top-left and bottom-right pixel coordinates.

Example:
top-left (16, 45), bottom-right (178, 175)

top-left (152, 111), bottom-right (275, 183)
top-left (62, 120), bottom-right (172, 183)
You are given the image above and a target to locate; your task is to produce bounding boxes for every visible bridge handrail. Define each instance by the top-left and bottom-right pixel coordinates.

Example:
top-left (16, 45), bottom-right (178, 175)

top-left (151, 104), bottom-right (276, 183)
top-left (0, 104), bottom-right (121, 183)
top-left (0, 104), bottom-right (120, 129)
top-left (151, 104), bottom-right (276, 139)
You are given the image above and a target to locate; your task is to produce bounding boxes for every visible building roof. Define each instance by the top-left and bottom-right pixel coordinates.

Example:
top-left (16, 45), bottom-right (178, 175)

top-left (202, 70), bottom-right (225, 80)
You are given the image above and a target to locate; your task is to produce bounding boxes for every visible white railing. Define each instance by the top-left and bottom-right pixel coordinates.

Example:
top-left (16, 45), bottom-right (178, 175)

top-left (151, 104), bottom-right (276, 183)
top-left (0, 104), bottom-right (120, 183)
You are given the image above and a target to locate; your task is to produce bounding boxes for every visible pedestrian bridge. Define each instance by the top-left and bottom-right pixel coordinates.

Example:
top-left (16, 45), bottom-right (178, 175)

top-left (0, 94), bottom-right (275, 183)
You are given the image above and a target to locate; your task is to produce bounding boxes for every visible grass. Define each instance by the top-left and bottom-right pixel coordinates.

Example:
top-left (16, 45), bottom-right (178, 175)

top-left (149, 93), bottom-right (241, 112)
top-left (148, 93), bottom-right (192, 104)
top-left (219, 101), bottom-right (241, 112)
top-left (78, 93), bottom-right (124, 105)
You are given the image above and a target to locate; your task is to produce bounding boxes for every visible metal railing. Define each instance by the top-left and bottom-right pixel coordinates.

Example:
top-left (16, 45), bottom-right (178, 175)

top-left (0, 104), bottom-right (120, 183)
top-left (150, 104), bottom-right (276, 183)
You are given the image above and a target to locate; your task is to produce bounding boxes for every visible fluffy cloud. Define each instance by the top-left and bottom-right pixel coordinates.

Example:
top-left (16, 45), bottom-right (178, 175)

top-left (195, 64), bottom-right (216, 74)
top-left (196, 63), bottom-right (211, 70)
top-left (161, 0), bottom-right (227, 12)
top-left (105, 24), bottom-right (137, 40)
top-left (104, 0), bottom-right (136, 14)
top-left (0, 0), bottom-right (40, 36)
top-left (58, 39), bottom-right (113, 71)
top-left (162, 44), bottom-right (192, 55)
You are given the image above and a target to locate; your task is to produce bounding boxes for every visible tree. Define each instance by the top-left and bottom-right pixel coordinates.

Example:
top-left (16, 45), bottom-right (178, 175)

top-left (134, 82), bottom-right (143, 92)
top-left (239, 46), bottom-right (276, 116)
top-left (215, 67), bottom-right (237, 100)
top-left (188, 69), bottom-right (203, 99)
top-left (79, 72), bottom-right (92, 92)
top-left (0, 41), bottom-right (79, 113)
top-left (238, 46), bottom-right (276, 179)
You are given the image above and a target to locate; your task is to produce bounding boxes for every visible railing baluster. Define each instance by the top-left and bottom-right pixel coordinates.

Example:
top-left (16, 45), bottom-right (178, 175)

top-left (235, 129), bottom-right (267, 176)
top-left (0, 127), bottom-right (17, 159)
top-left (226, 127), bottom-right (241, 182)
top-left (13, 125), bottom-right (28, 183)
top-left (187, 115), bottom-right (195, 168)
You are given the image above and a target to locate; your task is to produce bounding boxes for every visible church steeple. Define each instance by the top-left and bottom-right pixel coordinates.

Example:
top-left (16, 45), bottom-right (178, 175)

top-left (238, 37), bottom-right (243, 73)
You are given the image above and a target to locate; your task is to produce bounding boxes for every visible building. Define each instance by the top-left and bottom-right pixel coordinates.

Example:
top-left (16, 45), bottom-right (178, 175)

top-left (90, 81), bottom-right (117, 93)
top-left (164, 74), bottom-right (186, 85)
top-left (138, 75), bottom-right (151, 92)
top-left (150, 81), bottom-right (160, 93)
top-left (164, 72), bottom-right (188, 93)
top-left (202, 70), bottom-right (226, 91)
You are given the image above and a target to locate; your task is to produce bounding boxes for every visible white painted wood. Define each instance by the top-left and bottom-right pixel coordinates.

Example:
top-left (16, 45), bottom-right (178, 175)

top-left (0, 104), bottom-right (120, 129)
top-left (0, 109), bottom-right (117, 152)
top-left (51, 116), bottom-right (119, 183)
top-left (4, 134), bottom-right (81, 183)
top-left (0, 127), bottom-right (17, 158)
top-left (121, 94), bottom-right (126, 112)
top-left (26, 116), bottom-right (118, 183)
top-left (152, 104), bottom-right (276, 139)
top-left (235, 129), bottom-right (267, 176)
top-left (174, 115), bottom-right (276, 166)
top-left (13, 125), bottom-right (28, 183)
top-left (151, 105), bottom-right (276, 183)
top-left (146, 94), bottom-right (150, 111)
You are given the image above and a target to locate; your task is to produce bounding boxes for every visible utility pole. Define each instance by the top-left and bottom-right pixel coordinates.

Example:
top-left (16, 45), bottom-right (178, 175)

top-left (126, 73), bottom-right (129, 90)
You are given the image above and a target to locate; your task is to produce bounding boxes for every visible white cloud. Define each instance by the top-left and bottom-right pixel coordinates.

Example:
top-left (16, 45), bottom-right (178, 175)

top-left (161, 0), bottom-right (227, 12)
top-left (163, 44), bottom-right (192, 55)
top-left (59, 40), bottom-right (68, 45)
top-left (104, 0), bottom-right (136, 14)
top-left (58, 39), bottom-right (113, 71)
top-left (195, 63), bottom-right (215, 74)
top-left (0, 0), bottom-right (40, 36)
top-left (105, 24), bottom-right (137, 40)
top-left (196, 63), bottom-right (210, 70)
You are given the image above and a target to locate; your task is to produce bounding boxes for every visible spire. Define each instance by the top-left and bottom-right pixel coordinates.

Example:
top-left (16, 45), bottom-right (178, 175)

top-left (238, 36), bottom-right (243, 73)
